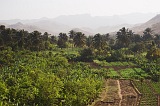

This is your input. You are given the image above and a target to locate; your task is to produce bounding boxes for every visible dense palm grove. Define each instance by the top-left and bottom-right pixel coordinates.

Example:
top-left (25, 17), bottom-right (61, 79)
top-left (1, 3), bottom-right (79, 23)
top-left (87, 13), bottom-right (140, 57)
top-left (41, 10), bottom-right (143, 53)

top-left (0, 25), bottom-right (160, 106)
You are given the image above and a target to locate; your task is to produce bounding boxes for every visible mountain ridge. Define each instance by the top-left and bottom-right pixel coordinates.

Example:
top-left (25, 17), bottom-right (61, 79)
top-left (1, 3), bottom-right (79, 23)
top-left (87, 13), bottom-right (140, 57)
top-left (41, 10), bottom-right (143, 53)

top-left (132, 14), bottom-right (160, 34)
top-left (0, 13), bottom-right (159, 35)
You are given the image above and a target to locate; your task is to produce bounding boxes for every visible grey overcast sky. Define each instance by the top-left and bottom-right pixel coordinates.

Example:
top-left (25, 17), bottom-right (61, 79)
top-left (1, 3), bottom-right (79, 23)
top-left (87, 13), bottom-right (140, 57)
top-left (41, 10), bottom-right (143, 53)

top-left (0, 0), bottom-right (160, 20)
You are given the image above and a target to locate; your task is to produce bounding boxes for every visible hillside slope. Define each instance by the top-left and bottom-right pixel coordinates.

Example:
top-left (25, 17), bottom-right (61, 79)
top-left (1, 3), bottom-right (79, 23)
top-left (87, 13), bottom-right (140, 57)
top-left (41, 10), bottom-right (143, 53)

top-left (132, 14), bottom-right (160, 34)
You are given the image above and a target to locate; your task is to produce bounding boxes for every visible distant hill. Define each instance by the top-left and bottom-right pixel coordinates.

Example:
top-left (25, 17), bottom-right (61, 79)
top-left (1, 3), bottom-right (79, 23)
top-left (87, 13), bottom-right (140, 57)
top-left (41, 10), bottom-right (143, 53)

top-left (1, 21), bottom-right (70, 35)
top-left (72, 28), bottom-right (94, 36)
top-left (151, 22), bottom-right (160, 34)
top-left (96, 24), bottom-right (134, 34)
top-left (8, 22), bottom-right (48, 33)
top-left (27, 19), bottom-right (71, 34)
top-left (53, 14), bottom-right (127, 29)
top-left (132, 14), bottom-right (160, 34)
top-left (0, 13), bottom-right (158, 35)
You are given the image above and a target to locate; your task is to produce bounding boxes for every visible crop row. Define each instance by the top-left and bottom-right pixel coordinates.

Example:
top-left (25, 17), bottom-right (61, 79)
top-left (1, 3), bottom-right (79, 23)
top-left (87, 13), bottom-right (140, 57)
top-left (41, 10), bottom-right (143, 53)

top-left (120, 68), bottom-right (149, 79)
top-left (133, 80), bottom-right (158, 106)
top-left (106, 68), bottom-right (120, 79)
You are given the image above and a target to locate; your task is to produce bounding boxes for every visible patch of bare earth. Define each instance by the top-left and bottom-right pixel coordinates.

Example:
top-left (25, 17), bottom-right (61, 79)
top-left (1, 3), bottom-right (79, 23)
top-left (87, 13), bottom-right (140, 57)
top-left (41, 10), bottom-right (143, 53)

top-left (89, 79), bottom-right (140, 106)
top-left (90, 79), bottom-right (121, 106)
top-left (88, 62), bottom-right (140, 106)
top-left (158, 95), bottom-right (160, 106)
top-left (119, 80), bottom-right (139, 106)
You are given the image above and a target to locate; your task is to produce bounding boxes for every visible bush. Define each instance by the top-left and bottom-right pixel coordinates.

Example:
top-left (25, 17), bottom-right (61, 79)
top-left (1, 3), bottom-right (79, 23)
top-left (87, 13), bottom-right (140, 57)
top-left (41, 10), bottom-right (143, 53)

top-left (78, 48), bottom-right (94, 62)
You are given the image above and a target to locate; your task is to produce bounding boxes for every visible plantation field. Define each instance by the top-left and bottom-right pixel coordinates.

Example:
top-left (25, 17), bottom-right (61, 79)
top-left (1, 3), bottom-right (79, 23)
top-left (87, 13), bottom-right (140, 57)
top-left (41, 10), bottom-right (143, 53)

top-left (89, 79), bottom-right (160, 106)
top-left (0, 49), bottom-right (159, 106)
top-left (1, 51), bottom-right (159, 106)
top-left (88, 60), bottom-right (160, 106)
top-left (90, 60), bottom-right (150, 80)
top-left (120, 80), bottom-right (139, 106)
top-left (0, 21), bottom-right (160, 106)
top-left (133, 80), bottom-right (160, 106)
top-left (90, 79), bottom-right (141, 106)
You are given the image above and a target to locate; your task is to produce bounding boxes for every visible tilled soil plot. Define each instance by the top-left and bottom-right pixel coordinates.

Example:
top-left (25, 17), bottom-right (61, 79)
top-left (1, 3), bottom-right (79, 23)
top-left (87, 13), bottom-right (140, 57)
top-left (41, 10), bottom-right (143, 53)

top-left (92, 79), bottom-right (121, 106)
top-left (90, 79), bottom-right (140, 106)
top-left (158, 95), bottom-right (160, 106)
top-left (119, 80), bottom-right (139, 106)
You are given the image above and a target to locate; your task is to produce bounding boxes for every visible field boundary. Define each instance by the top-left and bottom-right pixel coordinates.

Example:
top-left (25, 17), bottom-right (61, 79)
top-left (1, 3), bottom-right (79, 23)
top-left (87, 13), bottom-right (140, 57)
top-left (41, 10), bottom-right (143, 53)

top-left (130, 80), bottom-right (142, 95)
top-left (158, 94), bottom-right (160, 106)
top-left (130, 80), bottom-right (142, 106)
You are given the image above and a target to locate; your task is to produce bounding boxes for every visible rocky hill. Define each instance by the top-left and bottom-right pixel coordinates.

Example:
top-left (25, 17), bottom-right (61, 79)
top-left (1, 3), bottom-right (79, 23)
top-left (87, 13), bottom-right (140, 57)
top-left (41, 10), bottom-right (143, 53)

top-left (132, 14), bottom-right (160, 34)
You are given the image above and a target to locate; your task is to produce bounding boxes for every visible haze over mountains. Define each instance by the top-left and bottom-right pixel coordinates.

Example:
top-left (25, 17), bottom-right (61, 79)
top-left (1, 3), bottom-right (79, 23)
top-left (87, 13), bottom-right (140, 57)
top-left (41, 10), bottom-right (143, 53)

top-left (0, 12), bottom-right (159, 35)
top-left (132, 14), bottom-right (160, 34)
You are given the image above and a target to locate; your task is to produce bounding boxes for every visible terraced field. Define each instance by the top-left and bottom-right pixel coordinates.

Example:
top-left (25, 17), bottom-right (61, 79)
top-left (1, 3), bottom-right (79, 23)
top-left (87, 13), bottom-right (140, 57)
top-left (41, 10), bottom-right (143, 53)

top-left (89, 61), bottom-right (160, 106)
top-left (90, 79), bottom-right (139, 106)
top-left (120, 80), bottom-right (139, 106)
top-left (133, 80), bottom-right (159, 106)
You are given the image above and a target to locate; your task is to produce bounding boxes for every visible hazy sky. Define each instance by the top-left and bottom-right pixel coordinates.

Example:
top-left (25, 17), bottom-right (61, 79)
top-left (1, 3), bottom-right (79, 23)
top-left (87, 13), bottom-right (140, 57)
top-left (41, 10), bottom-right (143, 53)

top-left (0, 0), bottom-right (160, 20)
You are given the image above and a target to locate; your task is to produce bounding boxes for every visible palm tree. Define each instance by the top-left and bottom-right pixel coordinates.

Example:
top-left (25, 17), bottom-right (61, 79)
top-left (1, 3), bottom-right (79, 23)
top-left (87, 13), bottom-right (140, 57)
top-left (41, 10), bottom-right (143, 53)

top-left (116, 27), bottom-right (132, 48)
top-left (132, 34), bottom-right (142, 43)
top-left (102, 33), bottom-right (110, 42)
top-left (143, 28), bottom-right (154, 41)
top-left (68, 30), bottom-right (76, 49)
top-left (93, 33), bottom-right (108, 50)
top-left (0, 25), bottom-right (5, 31)
top-left (0, 37), bottom-right (4, 49)
top-left (50, 35), bottom-right (57, 44)
top-left (73, 32), bottom-right (86, 47)
top-left (43, 32), bottom-right (50, 41)
top-left (155, 34), bottom-right (160, 48)
top-left (93, 33), bottom-right (102, 50)
top-left (16, 30), bottom-right (25, 49)
top-left (86, 36), bottom-right (93, 48)
top-left (30, 31), bottom-right (42, 51)
top-left (69, 30), bottom-right (76, 39)
top-left (57, 33), bottom-right (68, 48)
top-left (1, 28), bottom-right (13, 46)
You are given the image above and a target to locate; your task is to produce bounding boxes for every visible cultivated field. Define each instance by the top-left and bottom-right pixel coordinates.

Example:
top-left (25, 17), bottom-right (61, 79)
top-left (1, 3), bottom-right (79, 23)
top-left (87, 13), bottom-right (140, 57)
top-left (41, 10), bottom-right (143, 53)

top-left (89, 61), bottom-right (160, 106)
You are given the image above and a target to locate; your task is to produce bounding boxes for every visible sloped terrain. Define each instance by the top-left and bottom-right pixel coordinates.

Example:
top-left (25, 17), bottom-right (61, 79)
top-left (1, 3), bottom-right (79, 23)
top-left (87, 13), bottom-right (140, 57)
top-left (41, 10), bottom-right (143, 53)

top-left (132, 14), bottom-right (160, 34)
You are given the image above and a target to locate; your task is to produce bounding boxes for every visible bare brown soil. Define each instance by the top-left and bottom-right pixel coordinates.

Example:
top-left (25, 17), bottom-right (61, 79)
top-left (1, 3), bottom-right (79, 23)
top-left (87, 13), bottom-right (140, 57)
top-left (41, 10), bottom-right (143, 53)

top-left (88, 62), bottom-right (140, 106)
top-left (89, 79), bottom-right (139, 106)
top-left (119, 80), bottom-right (139, 106)
top-left (158, 95), bottom-right (160, 106)
top-left (92, 79), bottom-right (120, 106)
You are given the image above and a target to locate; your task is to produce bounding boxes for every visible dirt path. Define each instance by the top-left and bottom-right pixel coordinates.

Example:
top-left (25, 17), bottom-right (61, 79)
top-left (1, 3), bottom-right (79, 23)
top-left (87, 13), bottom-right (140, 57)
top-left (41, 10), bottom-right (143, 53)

top-left (158, 95), bottom-right (160, 106)
top-left (117, 80), bottom-right (122, 106)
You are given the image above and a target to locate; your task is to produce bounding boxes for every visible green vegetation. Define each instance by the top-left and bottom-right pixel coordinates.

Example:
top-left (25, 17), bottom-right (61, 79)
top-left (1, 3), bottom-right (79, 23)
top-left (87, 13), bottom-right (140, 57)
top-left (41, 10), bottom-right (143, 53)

top-left (151, 82), bottom-right (160, 94)
top-left (0, 25), bottom-right (160, 105)
top-left (0, 51), bottom-right (103, 106)
top-left (93, 60), bottom-right (135, 66)
top-left (133, 80), bottom-right (158, 106)
top-left (120, 68), bottom-right (149, 79)
top-left (106, 68), bottom-right (120, 79)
